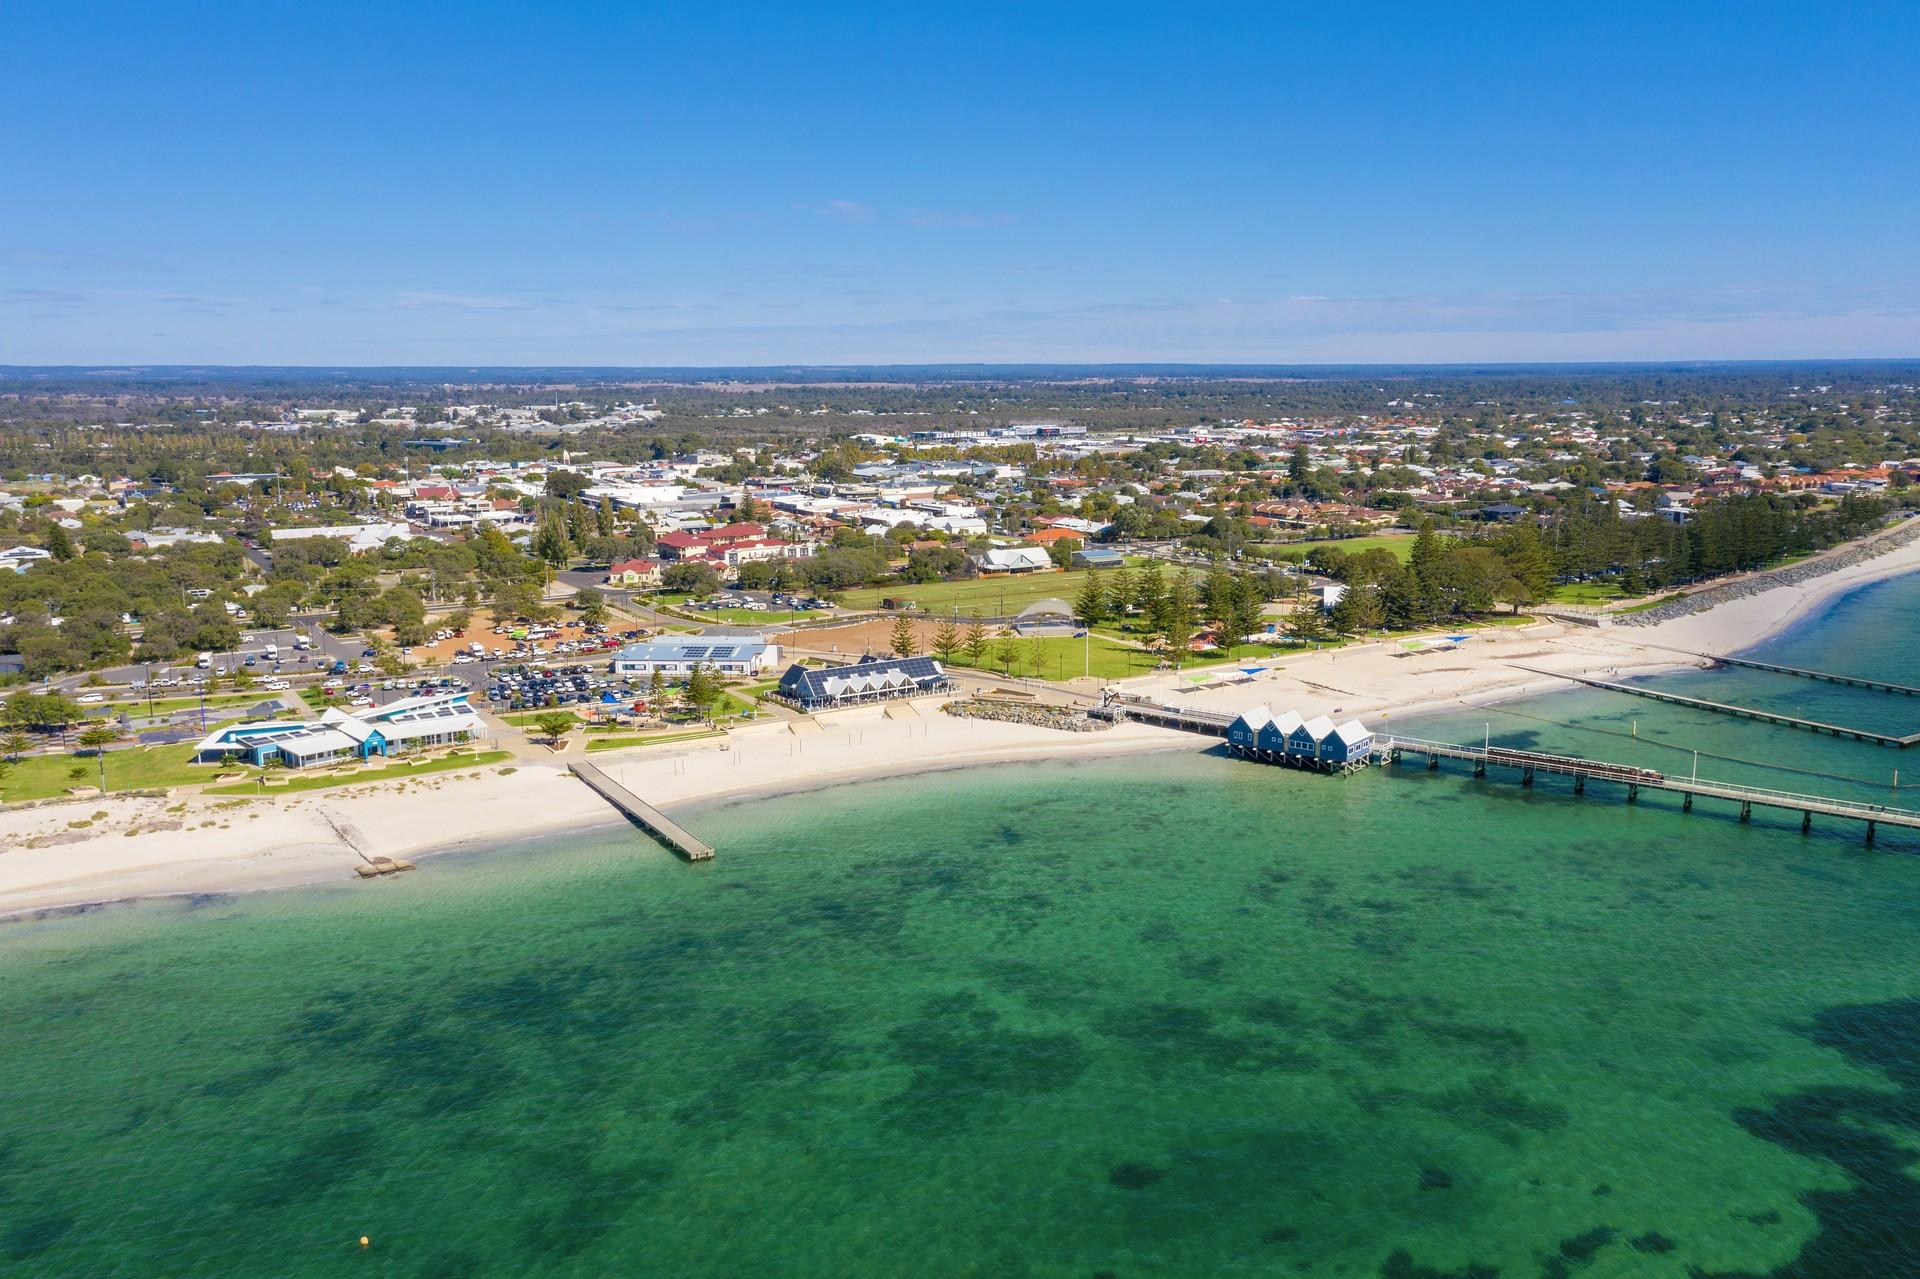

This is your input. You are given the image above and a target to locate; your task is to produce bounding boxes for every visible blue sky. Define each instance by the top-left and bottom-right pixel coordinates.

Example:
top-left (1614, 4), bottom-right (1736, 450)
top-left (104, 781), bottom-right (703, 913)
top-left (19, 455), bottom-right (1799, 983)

top-left (3, 1), bottom-right (1917, 365)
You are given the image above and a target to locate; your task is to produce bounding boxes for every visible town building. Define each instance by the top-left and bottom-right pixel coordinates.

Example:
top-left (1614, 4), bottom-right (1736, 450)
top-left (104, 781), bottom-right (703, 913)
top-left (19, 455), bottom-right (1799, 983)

top-left (605, 557), bottom-right (664, 587)
top-left (0, 546), bottom-right (53, 573)
top-left (653, 522), bottom-right (818, 567)
top-left (971, 546), bottom-right (1053, 574)
top-left (190, 692), bottom-right (482, 769)
top-left (270, 522), bottom-right (414, 554)
top-left (610, 635), bottom-right (781, 677)
top-left (774, 655), bottom-right (954, 710)
top-left (127, 528), bottom-right (226, 550)
top-left (1071, 547), bottom-right (1126, 570)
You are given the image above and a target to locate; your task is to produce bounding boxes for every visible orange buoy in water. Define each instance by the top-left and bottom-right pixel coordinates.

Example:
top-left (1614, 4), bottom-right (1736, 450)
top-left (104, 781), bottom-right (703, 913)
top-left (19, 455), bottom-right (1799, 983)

top-left (359, 1236), bottom-right (370, 1248)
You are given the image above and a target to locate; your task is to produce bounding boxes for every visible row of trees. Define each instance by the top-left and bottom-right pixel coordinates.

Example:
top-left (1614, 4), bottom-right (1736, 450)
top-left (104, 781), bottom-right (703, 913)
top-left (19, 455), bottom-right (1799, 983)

top-left (1541, 493), bottom-right (1890, 590)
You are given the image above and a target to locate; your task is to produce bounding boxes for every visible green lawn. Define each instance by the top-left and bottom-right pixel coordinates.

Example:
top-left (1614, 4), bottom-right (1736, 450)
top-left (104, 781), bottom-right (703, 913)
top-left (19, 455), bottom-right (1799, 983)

top-left (946, 633), bottom-right (1164, 682)
top-left (836, 560), bottom-right (1144, 616)
top-left (1, 744), bottom-right (206, 803)
top-left (1619, 592), bottom-right (1686, 614)
top-left (586, 729), bottom-right (726, 753)
top-left (1547, 580), bottom-right (1629, 604)
top-left (205, 750), bottom-right (512, 795)
top-left (500, 710), bottom-right (584, 729)
top-left (1246, 534), bottom-right (1414, 562)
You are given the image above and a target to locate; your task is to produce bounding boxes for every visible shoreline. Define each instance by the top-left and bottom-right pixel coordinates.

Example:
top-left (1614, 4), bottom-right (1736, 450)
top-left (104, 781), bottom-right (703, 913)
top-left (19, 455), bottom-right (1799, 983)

top-left (6, 525), bottom-right (1920, 921)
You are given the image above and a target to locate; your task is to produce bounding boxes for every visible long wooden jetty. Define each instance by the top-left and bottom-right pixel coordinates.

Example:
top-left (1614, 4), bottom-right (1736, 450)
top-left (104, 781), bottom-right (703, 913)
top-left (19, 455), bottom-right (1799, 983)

top-left (1618, 636), bottom-right (1920, 698)
top-left (1511, 664), bottom-right (1920, 748)
top-left (568, 761), bottom-right (714, 860)
top-left (1376, 735), bottom-right (1920, 844)
top-left (1699, 652), bottom-right (1920, 697)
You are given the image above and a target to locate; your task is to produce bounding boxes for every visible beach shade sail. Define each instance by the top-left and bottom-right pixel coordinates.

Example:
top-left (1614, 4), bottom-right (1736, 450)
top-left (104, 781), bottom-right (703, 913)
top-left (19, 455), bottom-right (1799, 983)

top-left (1399, 640), bottom-right (1425, 650)
top-left (1238, 666), bottom-right (1267, 676)
top-left (1447, 634), bottom-right (1474, 643)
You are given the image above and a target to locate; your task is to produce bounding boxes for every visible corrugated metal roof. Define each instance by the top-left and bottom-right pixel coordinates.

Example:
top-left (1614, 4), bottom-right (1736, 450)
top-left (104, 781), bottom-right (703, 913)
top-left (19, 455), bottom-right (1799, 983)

top-left (779, 655), bottom-right (947, 702)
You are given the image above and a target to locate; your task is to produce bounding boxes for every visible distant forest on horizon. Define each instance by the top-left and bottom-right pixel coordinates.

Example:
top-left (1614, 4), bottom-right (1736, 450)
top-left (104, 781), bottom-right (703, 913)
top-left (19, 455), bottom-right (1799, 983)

top-left (4, 361), bottom-right (1919, 437)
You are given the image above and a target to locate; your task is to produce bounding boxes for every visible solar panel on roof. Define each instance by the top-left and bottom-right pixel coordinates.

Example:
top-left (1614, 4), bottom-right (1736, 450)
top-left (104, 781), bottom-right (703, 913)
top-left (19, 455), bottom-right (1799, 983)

top-left (708, 646), bottom-right (735, 658)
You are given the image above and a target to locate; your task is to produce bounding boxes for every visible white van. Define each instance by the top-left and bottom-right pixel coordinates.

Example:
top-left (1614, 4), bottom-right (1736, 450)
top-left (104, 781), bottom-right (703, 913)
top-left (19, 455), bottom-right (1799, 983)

top-left (195, 651), bottom-right (213, 669)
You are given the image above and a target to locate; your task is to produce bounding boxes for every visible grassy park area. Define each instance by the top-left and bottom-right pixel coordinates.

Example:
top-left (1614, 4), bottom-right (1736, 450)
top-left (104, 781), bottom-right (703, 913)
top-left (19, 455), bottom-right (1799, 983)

top-left (0, 744), bottom-right (208, 804)
top-left (499, 710), bottom-right (585, 729)
top-left (205, 750), bottom-right (512, 796)
top-left (944, 633), bottom-right (1164, 681)
top-left (586, 729), bottom-right (726, 753)
top-left (836, 561), bottom-right (1145, 616)
top-left (1247, 534), bottom-right (1414, 562)
top-left (1547, 580), bottom-right (1630, 604)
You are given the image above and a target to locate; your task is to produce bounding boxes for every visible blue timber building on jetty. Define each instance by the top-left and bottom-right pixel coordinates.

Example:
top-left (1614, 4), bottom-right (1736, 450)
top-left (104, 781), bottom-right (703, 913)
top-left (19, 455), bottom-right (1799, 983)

top-left (1227, 705), bottom-right (1374, 773)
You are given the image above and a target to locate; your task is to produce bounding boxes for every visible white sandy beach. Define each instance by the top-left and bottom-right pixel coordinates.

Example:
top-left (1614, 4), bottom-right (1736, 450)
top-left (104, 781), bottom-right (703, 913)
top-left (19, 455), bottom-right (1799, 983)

top-left (5, 525), bottom-right (1919, 918)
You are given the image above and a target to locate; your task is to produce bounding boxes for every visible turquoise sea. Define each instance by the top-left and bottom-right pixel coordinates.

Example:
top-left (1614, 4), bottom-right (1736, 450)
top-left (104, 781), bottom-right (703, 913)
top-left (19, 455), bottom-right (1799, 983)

top-left (5, 576), bottom-right (1920, 1276)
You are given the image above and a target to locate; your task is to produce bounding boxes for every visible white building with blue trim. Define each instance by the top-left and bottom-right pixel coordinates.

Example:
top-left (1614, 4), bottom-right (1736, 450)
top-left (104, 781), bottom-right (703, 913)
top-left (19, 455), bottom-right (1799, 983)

top-left (191, 692), bottom-right (482, 768)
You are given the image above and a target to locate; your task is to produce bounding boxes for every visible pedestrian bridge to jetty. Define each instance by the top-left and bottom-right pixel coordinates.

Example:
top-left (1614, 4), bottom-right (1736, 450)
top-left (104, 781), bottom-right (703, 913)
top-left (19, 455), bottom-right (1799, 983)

top-left (1375, 735), bottom-right (1919, 844)
top-left (1098, 696), bottom-right (1233, 735)
top-left (1511, 665), bottom-right (1920, 748)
